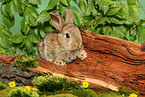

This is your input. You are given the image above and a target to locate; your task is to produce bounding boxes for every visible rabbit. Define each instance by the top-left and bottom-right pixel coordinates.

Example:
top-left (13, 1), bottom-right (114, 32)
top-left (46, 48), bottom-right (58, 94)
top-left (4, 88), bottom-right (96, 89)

top-left (38, 9), bottom-right (87, 66)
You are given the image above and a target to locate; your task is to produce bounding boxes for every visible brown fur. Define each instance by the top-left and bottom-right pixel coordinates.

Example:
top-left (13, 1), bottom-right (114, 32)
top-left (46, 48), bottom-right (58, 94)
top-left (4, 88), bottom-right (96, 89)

top-left (38, 9), bottom-right (87, 66)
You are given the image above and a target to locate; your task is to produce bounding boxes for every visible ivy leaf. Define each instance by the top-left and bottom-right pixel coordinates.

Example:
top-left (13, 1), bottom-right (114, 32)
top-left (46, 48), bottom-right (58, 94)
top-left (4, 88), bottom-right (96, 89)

top-left (37, 10), bottom-right (50, 23)
top-left (0, 33), bottom-right (10, 48)
top-left (98, 1), bottom-right (109, 14)
top-left (46, 0), bottom-right (59, 10)
top-left (95, 0), bottom-right (101, 5)
top-left (11, 33), bottom-right (24, 43)
top-left (29, 31), bottom-right (39, 43)
top-left (0, 26), bottom-right (12, 37)
top-left (127, 0), bottom-right (136, 5)
top-left (73, 13), bottom-right (80, 26)
top-left (60, 0), bottom-right (69, 6)
top-left (21, 17), bottom-right (30, 35)
top-left (107, 7), bottom-right (120, 16)
top-left (120, 3), bottom-right (129, 17)
top-left (25, 37), bottom-right (33, 53)
top-left (109, 17), bottom-right (125, 24)
top-left (85, 3), bottom-right (94, 16)
top-left (29, 0), bottom-right (41, 5)
top-left (12, 0), bottom-right (23, 15)
top-left (138, 26), bottom-right (145, 43)
top-left (58, 2), bottom-right (67, 16)
top-left (129, 5), bottom-right (140, 22)
top-left (38, 29), bottom-right (46, 38)
top-left (1, 3), bottom-right (9, 17)
top-left (111, 27), bottom-right (124, 39)
top-left (92, 9), bottom-right (98, 17)
top-left (25, 6), bottom-right (38, 26)
top-left (78, 0), bottom-right (85, 9)
top-left (70, 6), bottom-right (79, 14)
top-left (3, 16), bottom-right (15, 29)
top-left (8, 1), bottom-right (17, 18)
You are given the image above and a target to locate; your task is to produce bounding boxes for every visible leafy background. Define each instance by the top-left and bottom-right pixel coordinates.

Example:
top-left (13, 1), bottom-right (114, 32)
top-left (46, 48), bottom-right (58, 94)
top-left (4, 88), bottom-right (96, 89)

top-left (0, 0), bottom-right (145, 57)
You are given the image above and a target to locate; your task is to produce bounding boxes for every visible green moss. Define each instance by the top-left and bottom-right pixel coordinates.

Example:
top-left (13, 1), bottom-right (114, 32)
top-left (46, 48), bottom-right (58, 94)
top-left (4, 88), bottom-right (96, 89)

top-left (0, 82), bottom-right (8, 91)
top-left (12, 57), bottom-right (38, 71)
top-left (9, 88), bottom-right (39, 97)
top-left (98, 92), bottom-right (123, 97)
top-left (32, 75), bottom-right (77, 92)
top-left (47, 94), bottom-right (77, 97)
top-left (118, 86), bottom-right (139, 96)
top-left (71, 89), bottom-right (97, 97)
top-left (0, 87), bottom-right (24, 97)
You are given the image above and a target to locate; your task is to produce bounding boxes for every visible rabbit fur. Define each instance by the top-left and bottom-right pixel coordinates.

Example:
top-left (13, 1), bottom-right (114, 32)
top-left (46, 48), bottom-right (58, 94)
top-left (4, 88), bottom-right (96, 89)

top-left (38, 9), bottom-right (87, 66)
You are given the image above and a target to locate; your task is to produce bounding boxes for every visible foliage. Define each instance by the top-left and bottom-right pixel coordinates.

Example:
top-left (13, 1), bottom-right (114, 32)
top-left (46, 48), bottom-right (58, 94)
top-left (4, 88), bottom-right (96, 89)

top-left (32, 75), bottom-right (77, 92)
top-left (97, 92), bottom-right (123, 97)
top-left (71, 89), bottom-right (97, 97)
top-left (0, 82), bottom-right (8, 90)
top-left (12, 57), bottom-right (38, 71)
top-left (0, 0), bottom-right (145, 57)
top-left (9, 88), bottom-right (39, 97)
top-left (47, 94), bottom-right (77, 97)
top-left (118, 86), bottom-right (139, 97)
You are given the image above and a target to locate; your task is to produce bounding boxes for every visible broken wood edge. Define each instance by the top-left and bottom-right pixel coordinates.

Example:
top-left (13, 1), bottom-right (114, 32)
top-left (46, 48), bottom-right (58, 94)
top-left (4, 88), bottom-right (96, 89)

top-left (35, 66), bottom-right (119, 92)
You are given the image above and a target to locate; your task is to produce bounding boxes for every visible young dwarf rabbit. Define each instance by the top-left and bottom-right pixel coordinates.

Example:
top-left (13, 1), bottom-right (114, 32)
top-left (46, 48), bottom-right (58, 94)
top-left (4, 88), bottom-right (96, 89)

top-left (38, 9), bottom-right (87, 66)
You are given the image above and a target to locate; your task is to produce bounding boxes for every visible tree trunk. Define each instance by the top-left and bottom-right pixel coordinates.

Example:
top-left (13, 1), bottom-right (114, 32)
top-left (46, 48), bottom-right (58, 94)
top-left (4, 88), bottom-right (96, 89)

top-left (0, 30), bottom-right (145, 95)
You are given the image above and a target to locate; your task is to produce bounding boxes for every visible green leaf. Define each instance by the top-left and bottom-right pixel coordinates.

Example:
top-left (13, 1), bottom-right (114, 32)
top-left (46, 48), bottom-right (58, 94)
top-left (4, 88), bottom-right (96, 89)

top-left (73, 13), bottom-right (80, 26)
top-left (128, 5), bottom-right (140, 22)
top-left (25, 37), bottom-right (33, 53)
top-left (107, 7), bottom-right (120, 16)
top-left (37, 10), bottom-right (50, 23)
top-left (70, 6), bottom-right (79, 14)
top-left (92, 9), bottom-right (98, 17)
top-left (11, 33), bottom-right (24, 43)
top-left (138, 26), bottom-right (145, 43)
top-left (78, 0), bottom-right (86, 9)
top-left (95, 0), bottom-right (101, 5)
top-left (46, 0), bottom-right (59, 10)
top-left (29, 31), bottom-right (39, 43)
top-left (21, 0), bottom-right (26, 3)
top-left (60, 0), bottom-right (69, 6)
top-left (3, 16), bottom-right (15, 29)
top-left (1, 3), bottom-right (9, 17)
top-left (111, 27), bottom-right (124, 38)
top-left (98, 1), bottom-right (109, 14)
top-left (109, 17), bottom-right (125, 24)
top-left (8, 1), bottom-right (17, 18)
top-left (21, 17), bottom-right (30, 35)
top-left (0, 33), bottom-right (10, 48)
top-left (85, 3), bottom-right (94, 16)
top-left (127, 0), bottom-right (136, 5)
top-left (12, 0), bottom-right (23, 14)
top-left (58, 2), bottom-right (67, 16)
top-left (25, 6), bottom-right (38, 26)
top-left (29, 0), bottom-right (41, 4)
top-left (120, 3), bottom-right (129, 16)
top-left (38, 29), bottom-right (46, 38)
top-left (0, 26), bottom-right (12, 37)
top-left (103, 26), bottom-right (112, 35)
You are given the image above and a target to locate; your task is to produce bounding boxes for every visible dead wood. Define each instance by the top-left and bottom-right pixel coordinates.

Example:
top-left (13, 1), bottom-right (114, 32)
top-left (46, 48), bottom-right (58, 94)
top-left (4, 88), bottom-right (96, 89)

top-left (0, 30), bottom-right (145, 95)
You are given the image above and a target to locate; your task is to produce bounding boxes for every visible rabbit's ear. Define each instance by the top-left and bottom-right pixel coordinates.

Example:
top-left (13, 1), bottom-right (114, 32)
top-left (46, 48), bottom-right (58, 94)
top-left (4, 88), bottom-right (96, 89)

top-left (65, 9), bottom-right (73, 24)
top-left (50, 13), bottom-right (64, 31)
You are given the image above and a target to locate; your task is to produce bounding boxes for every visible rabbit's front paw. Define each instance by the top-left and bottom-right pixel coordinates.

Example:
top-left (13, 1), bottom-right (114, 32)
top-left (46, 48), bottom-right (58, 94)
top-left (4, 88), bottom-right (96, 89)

top-left (54, 60), bottom-right (66, 66)
top-left (78, 50), bottom-right (87, 60)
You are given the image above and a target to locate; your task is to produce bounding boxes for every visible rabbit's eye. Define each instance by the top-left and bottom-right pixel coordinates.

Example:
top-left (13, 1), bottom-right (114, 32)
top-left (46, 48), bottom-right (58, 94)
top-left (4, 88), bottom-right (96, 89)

top-left (65, 33), bottom-right (70, 38)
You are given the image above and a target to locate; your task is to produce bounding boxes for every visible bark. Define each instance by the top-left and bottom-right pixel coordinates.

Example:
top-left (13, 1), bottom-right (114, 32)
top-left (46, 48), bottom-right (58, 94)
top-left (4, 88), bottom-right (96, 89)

top-left (0, 30), bottom-right (145, 95)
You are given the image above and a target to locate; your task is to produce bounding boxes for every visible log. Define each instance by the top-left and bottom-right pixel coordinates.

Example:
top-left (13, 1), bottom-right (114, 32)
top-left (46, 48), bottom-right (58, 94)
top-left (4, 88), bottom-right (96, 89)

top-left (0, 30), bottom-right (145, 95)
